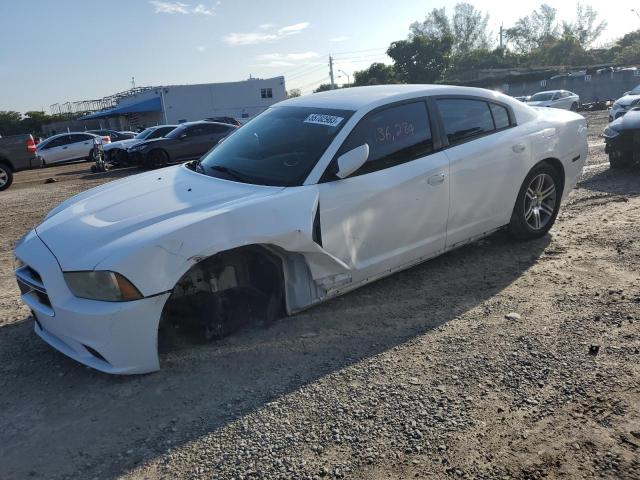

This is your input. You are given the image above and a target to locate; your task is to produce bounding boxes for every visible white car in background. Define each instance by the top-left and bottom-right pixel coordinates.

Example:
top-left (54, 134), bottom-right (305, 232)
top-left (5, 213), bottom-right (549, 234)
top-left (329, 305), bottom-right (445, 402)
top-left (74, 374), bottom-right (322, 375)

top-left (36, 132), bottom-right (108, 166)
top-left (609, 84), bottom-right (640, 122)
top-left (15, 85), bottom-right (587, 374)
top-left (527, 90), bottom-right (580, 111)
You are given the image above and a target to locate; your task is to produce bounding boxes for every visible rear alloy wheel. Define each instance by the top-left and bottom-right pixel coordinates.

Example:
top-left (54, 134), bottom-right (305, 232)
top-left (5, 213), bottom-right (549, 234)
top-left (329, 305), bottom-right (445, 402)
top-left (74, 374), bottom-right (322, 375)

top-left (0, 163), bottom-right (14, 191)
top-left (509, 162), bottom-right (561, 240)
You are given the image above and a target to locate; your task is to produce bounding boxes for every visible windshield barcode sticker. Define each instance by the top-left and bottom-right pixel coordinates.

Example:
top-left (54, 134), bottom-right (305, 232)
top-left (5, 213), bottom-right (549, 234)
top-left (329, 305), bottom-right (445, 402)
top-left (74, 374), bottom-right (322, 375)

top-left (304, 114), bottom-right (344, 127)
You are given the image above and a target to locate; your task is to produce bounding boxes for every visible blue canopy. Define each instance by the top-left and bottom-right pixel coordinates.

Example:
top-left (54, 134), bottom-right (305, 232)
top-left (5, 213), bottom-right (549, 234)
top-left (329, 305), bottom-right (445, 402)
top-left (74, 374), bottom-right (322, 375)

top-left (81, 96), bottom-right (162, 120)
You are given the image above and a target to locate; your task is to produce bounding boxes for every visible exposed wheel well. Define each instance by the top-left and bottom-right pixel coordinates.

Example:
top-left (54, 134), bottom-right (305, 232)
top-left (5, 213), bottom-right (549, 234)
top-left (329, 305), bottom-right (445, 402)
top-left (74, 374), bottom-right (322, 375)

top-left (0, 158), bottom-right (13, 171)
top-left (536, 158), bottom-right (565, 197)
top-left (158, 245), bottom-right (286, 348)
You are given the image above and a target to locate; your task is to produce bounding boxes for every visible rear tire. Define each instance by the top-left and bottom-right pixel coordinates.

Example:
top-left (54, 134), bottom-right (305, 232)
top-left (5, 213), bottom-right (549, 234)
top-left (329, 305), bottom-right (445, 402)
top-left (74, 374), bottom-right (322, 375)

top-left (0, 162), bottom-right (13, 191)
top-left (609, 151), bottom-right (632, 169)
top-left (570, 102), bottom-right (578, 111)
top-left (508, 161), bottom-right (562, 240)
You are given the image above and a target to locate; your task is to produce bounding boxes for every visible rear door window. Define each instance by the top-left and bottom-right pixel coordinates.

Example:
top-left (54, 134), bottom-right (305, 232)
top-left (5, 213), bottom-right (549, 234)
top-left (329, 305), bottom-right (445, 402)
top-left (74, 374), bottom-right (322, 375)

top-left (336, 101), bottom-right (433, 177)
top-left (436, 98), bottom-right (495, 144)
top-left (69, 134), bottom-right (92, 143)
top-left (46, 135), bottom-right (71, 148)
top-left (490, 104), bottom-right (511, 130)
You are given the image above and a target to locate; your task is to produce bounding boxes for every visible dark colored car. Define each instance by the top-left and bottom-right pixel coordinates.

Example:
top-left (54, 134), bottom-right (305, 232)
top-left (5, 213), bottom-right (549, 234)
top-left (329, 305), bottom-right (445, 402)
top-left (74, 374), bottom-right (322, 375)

top-left (205, 116), bottom-right (242, 126)
top-left (0, 134), bottom-right (38, 191)
top-left (127, 121), bottom-right (238, 168)
top-left (104, 125), bottom-right (177, 165)
top-left (603, 107), bottom-right (640, 168)
top-left (87, 129), bottom-right (136, 142)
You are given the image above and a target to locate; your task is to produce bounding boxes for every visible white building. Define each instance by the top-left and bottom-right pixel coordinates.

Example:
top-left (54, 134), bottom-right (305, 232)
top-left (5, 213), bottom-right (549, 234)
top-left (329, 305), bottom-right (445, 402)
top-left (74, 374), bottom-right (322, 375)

top-left (81, 76), bottom-right (286, 129)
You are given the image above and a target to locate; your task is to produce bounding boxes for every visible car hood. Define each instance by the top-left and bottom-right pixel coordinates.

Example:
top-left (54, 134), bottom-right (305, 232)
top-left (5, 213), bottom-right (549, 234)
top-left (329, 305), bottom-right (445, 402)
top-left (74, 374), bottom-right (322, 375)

top-left (610, 109), bottom-right (640, 131)
top-left (103, 138), bottom-right (139, 151)
top-left (35, 165), bottom-right (285, 270)
top-left (615, 94), bottom-right (640, 107)
top-left (129, 137), bottom-right (166, 150)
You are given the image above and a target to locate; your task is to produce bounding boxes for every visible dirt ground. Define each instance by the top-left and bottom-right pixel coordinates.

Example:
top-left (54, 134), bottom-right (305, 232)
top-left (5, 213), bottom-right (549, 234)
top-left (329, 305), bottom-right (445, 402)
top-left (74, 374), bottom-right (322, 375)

top-left (0, 111), bottom-right (638, 480)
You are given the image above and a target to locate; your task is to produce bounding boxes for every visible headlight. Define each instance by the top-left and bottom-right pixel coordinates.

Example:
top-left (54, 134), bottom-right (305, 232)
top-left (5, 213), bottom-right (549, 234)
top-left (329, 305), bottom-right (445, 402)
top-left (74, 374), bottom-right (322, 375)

top-left (64, 271), bottom-right (143, 302)
top-left (128, 144), bottom-right (146, 152)
top-left (603, 126), bottom-right (620, 139)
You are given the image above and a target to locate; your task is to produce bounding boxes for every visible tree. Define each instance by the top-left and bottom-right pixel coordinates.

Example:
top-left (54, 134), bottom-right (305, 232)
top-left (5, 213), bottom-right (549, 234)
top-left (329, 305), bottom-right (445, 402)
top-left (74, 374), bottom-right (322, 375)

top-left (451, 3), bottom-right (491, 54)
top-left (353, 63), bottom-right (398, 86)
top-left (0, 111), bottom-right (23, 136)
top-left (388, 34), bottom-right (454, 83)
top-left (616, 43), bottom-right (640, 64)
top-left (537, 35), bottom-right (593, 66)
top-left (313, 84), bottom-right (334, 93)
top-left (505, 4), bottom-right (560, 54)
top-left (561, 3), bottom-right (606, 49)
top-left (287, 88), bottom-right (302, 98)
top-left (410, 3), bottom-right (490, 55)
top-left (446, 48), bottom-right (524, 80)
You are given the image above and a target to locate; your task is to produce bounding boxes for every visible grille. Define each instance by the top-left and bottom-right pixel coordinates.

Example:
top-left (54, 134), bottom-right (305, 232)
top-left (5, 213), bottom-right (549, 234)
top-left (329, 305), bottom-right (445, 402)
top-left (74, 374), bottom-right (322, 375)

top-left (15, 264), bottom-right (54, 316)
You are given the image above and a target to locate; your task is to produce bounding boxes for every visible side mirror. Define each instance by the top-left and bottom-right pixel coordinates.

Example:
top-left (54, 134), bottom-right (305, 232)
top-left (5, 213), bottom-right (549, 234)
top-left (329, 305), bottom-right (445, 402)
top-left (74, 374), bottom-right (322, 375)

top-left (624, 91), bottom-right (631, 96)
top-left (336, 144), bottom-right (369, 179)
top-left (179, 133), bottom-right (188, 140)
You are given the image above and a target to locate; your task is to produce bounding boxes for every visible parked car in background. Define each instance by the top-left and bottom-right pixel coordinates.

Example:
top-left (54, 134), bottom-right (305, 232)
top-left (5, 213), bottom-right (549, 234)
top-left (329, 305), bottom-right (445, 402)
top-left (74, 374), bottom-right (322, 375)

top-left (608, 84), bottom-right (640, 122)
top-left (603, 106), bottom-right (640, 168)
top-left (104, 125), bottom-right (177, 165)
top-left (0, 134), bottom-right (38, 191)
top-left (527, 90), bottom-right (580, 110)
top-left (87, 129), bottom-right (135, 142)
top-left (13, 84), bottom-right (588, 373)
top-left (205, 116), bottom-right (242, 126)
top-left (127, 121), bottom-right (237, 168)
top-left (36, 132), bottom-right (107, 166)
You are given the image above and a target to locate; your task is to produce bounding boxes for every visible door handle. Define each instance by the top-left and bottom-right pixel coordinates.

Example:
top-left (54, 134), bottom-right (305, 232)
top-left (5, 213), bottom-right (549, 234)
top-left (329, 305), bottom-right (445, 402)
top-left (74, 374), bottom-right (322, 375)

top-left (512, 144), bottom-right (526, 153)
top-left (62, 146), bottom-right (68, 149)
top-left (427, 173), bottom-right (446, 186)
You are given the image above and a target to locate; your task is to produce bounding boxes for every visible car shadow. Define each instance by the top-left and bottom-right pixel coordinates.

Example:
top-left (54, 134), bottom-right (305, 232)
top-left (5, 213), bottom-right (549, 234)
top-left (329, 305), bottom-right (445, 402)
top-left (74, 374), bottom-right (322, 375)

top-left (578, 164), bottom-right (640, 197)
top-left (0, 231), bottom-right (550, 479)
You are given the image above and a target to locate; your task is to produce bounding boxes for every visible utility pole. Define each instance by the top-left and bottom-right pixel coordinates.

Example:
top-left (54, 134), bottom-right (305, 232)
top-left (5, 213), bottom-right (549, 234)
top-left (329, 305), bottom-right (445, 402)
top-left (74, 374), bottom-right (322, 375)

top-left (499, 24), bottom-right (504, 49)
top-left (131, 76), bottom-right (136, 89)
top-left (329, 55), bottom-right (336, 89)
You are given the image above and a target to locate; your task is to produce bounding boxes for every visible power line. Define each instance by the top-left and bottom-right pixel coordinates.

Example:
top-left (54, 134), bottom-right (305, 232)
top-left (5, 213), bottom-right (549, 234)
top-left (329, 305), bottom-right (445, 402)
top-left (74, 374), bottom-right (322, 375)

top-left (296, 77), bottom-right (330, 91)
top-left (332, 47), bottom-right (388, 56)
top-left (285, 64), bottom-right (327, 81)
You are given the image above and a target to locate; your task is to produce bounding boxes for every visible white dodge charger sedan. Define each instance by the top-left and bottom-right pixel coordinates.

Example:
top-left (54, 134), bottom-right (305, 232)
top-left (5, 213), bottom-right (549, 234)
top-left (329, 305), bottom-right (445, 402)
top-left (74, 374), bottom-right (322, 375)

top-left (15, 85), bottom-right (587, 374)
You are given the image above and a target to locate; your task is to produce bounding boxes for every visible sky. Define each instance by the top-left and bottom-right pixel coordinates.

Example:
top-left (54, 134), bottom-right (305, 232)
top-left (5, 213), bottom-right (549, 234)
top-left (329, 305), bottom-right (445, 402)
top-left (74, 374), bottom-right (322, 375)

top-left (0, 0), bottom-right (639, 113)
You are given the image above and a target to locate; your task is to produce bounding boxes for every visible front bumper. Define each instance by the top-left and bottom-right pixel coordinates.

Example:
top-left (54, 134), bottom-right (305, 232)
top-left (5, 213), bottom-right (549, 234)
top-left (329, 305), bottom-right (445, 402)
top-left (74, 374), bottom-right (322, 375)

top-left (609, 105), bottom-right (630, 122)
top-left (14, 230), bottom-right (169, 374)
top-left (604, 130), bottom-right (640, 154)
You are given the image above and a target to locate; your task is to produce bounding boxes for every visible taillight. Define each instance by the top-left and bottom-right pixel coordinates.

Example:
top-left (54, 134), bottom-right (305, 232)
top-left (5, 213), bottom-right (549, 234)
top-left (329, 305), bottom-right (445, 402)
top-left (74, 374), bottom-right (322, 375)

top-left (102, 136), bottom-right (111, 144)
top-left (26, 137), bottom-right (36, 153)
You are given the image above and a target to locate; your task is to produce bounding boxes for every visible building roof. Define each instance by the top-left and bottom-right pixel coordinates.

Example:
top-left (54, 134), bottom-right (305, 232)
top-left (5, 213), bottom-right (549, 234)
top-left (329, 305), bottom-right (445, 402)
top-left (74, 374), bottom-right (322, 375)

top-left (80, 96), bottom-right (162, 120)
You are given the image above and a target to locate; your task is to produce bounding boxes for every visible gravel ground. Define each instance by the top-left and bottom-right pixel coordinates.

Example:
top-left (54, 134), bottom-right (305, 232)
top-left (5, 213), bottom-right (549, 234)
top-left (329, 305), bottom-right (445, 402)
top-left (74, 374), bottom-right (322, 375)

top-left (0, 111), bottom-right (638, 480)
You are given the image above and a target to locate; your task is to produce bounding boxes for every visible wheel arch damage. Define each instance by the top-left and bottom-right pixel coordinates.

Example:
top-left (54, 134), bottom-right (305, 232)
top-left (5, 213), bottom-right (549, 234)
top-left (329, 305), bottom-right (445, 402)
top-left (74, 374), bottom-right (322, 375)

top-left (155, 187), bottom-right (352, 345)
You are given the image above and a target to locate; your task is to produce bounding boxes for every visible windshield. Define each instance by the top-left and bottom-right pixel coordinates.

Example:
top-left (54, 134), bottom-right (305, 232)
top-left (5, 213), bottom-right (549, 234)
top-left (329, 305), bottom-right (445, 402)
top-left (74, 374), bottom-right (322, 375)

top-left (197, 106), bottom-right (354, 186)
top-left (630, 85), bottom-right (640, 95)
top-left (135, 128), bottom-right (155, 140)
top-left (531, 92), bottom-right (554, 101)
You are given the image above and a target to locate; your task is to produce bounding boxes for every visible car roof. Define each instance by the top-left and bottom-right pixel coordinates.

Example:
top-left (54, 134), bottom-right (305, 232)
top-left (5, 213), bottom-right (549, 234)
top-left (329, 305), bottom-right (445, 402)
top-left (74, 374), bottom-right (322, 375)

top-left (46, 132), bottom-right (98, 139)
top-left (277, 84), bottom-right (518, 112)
